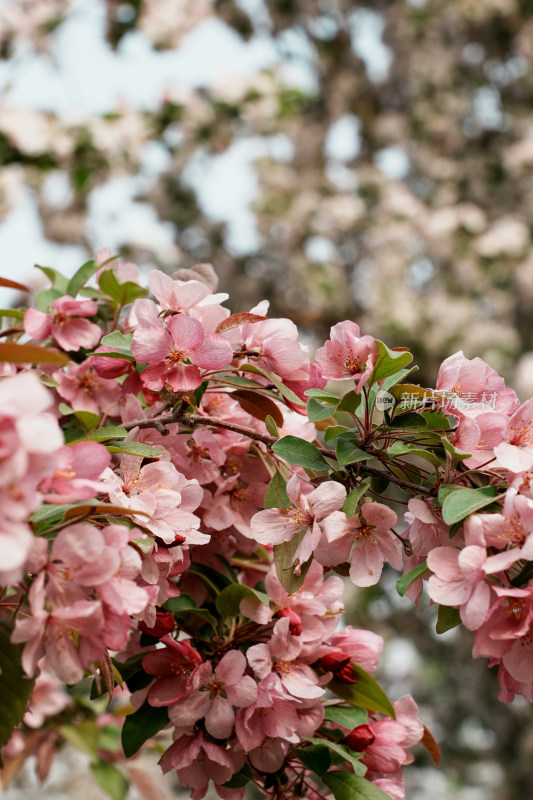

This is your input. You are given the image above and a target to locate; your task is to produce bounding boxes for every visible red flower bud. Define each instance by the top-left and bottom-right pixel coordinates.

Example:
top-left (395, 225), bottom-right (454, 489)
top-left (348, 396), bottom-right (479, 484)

top-left (345, 724), bottom-right (376, 752)
top-left (139, 609), bottom-right (175, 639)
top-left (276, 607), bottom-right (303, 636)
top-left (315, 651), bottom-right (357, 683)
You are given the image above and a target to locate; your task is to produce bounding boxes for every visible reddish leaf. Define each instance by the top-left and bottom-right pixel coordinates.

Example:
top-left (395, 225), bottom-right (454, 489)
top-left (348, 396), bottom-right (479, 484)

top-left (421, 724), bottom-right (440, 765)
top-left (64, 503), bottom-right (151, 521)
top-left (0, 277), bottom-right (30, 292)
top-left (232, 389), bottom-right (284, 427)
top-left (215, 312), bottom-right (266, 334)
top-left (97, 650), bottom-right (116, 709)
top-left (0, 342), bottom-right (70, 365)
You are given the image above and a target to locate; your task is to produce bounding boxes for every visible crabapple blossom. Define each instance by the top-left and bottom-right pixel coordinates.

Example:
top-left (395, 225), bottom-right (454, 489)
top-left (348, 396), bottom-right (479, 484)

top-left (314, 320), bottom-right (379, 392)
top-left (24, 296), bottom-right (102, 351)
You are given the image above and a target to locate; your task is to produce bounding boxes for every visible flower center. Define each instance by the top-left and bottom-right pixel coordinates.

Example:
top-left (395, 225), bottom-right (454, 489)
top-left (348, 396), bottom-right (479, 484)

top-left (165, 348), bottom-right (186, 367)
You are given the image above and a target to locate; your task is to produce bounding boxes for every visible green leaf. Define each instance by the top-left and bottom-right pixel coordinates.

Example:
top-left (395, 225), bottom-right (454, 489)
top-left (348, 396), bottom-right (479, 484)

top-left (324, 705), bottom-right (368, 730)
top-left (273, 534), bottom-right (313, 594)
top-left (307, 739), bottom-right (366, 777)
top-left (100, 331), bottom-right (134, 352)
top-left (343, 481), bottom-right (371, 517)
top-left (272, 436), bottom-right (329, 472)
top-left (421, 410), bottom-right (450, 431)
top-left (106, 441), bottom-right (163, 458)
top-left (222, 764), bottom-right (253, 788)
top-left (389, 412), bottom-right (427, 430)
top-left (436, 604), bottom-right (462, 634)
top-left (307, 396), bottom-right (337, 422)
top-left (335, 435), bottom-right (367, 467)
top-left (338, 390), bottom-right (362, 414)
top-left (292, 743), bottom-right (331, 775)
top-left (324, 771), bottom-right (392, 800)
top-left (99, 269), bottom-right (148, 305)
top-left (396, 562), bottom-right (430, 596)
top-left (442, 437), bottom-right (472, 462)
top-left (304, 388), bottom-right (340, 403)
top-left (329, 664), bottom-right (395, 719)
top-left (163, 594), bottom-right (218, 628)
top-left (0, 308), bottom-right (24, 319)
top-left (264, 472), bottom-right (290, 509)
top-left (265, 414), bottom-right (280, 437)
top-left (60, 720), bottom-right (100, 757)
top-left (373, 341), bottom-right (413, 382)
top-left (67, 259), bottom-right (99, 297)
top-left (241, 364), bottom-right (305, 406)
top-left (90, 761), bottom-right (129, 800)
top-left (35, 264), bottom-right (69, 293)
top-left (386, 441), bottom-right (442, 469)
top-left (216, 374), bottom-right (265, 389)
top-left (215, 584), bottom-right (270, 619)
top-left (121, 699), bottom-right (169, 758)
top-left (68, 426), bottom-right (129, 443)
top-left (0, 621), bottom-right (35, 751)
top-left (35, 287), bottom-right (62, 311)
top-left (187, 562), bottom-right (235, 596)
top-left (441, 486), bottom-right (499, 526)
top-left (30, 502), bottom-right (82, 534)
top-left (324, 425), bottom-right (350, 443)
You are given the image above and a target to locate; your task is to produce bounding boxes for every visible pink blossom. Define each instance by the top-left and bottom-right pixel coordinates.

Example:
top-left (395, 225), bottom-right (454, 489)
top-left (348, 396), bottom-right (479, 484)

top-left (143, 634), bottom-right (203, 707)
top-left (159, 731), bottom-right (240, 796)
top-left (318, 502), bottom-right (400, 587)
top-left (12, 572), bottom-right (104, 684)
top-left (24, 296), bottom-right (102, 351)
top-left (247, 617), bottom-right (324, 699)
top-left (474, 586), bottom-right (533, 684)
top-left (103, 456), bottom-right (206, 545)
top-left (23, 672), bottom-right (72, 728)
top-left (427, 545), bottom-right (517, 630)
top-left (494, 398), bottom-right (533, 472)
top-left (54, 360), bottom-right (119, 414)
top-left (40, 441), bottom-right (111, 503)
top-left (248, 474), bottom-right (346, 570)
top-left (436, 351), bottom-right (519, 416)
top-left (314, 321), bottom-right (379, 392)
top-left (345, 718), bottom-right (410, 773)
top-left (202, 476), bottom-right (267, 536)
top-left (149, 269), bottom-right (229, 311)
top-left (131, 313), bottom-right (232, 392)
top-left (235, 672), bottom-right (302, 751)
top-left (168, 649), bottom-right (257, 738)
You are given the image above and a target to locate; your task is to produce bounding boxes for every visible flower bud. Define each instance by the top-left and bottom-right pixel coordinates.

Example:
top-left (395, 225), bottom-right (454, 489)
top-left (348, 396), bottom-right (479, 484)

top-left (345, 724), bottom-right (376, 752)
top-left (139, 610), bottom-right (175, 639)
top-left (315, 651), bottom-right (358, 683)
top-left (276, 607), bottom-right (303, 636)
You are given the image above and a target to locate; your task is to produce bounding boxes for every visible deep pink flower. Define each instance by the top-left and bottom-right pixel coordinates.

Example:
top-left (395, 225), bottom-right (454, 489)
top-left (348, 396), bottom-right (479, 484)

top-left (314, 321), bottom-right (379, 392)
top-left (248, 475), bottom-right (346, 570)
top-left (54, 360), bottom-right (119, 414)
top-left (40, 441), bottom-right (111, 503)
top-left (24, 296), bottom-right (102, 351)
top-left (131, 314), bottom-right (232, 392)
top-left (168, 649), bottom-right (258, 738)
top-left (144, 634), bottom-right (203, 707)
top-left (317, 502), bottom-right (400, 587)
top-left (436, 351), bottom-right (519, 417)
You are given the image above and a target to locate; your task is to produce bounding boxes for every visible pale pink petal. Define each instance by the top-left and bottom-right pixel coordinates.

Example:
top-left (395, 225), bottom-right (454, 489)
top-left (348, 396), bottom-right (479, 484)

top-left (166, 363), bottom-right (203, 392)
top-left (205, 696), bottom-right (235, 739)
top-left (23, 308), bottom-right (52, 340)
top-left (216, 650), bottom-right (246, 684)
top-left (247, 644), bottom-right (272, 679)
top-left (192, 334), bottom-right (232, 369)
top-left (461, 581), bottom-right (491, 630)
top-left (226, 675), bottom-right (258, 708)
top-left (52, 318), bottom-right (102, 351)
top-left (249, 508), bottom-right (305, 545)
top-left (167, 313), bottom-right (204, 351)
top-left (494, 442), bottom-right (533, 472)
top-left (308, 481), bottom-right (347, 520)
top-left (131, 325), bottom-right (172, 363)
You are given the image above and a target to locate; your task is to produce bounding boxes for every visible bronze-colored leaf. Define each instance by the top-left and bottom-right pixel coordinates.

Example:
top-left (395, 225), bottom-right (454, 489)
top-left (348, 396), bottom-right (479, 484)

top-left (232, 389), bottom-right (284, 427)
top-left (0, 277), bottom-right (30, 292)
top-left (63, 503), bottom-right (151, 521)
top-left (420, 724), bottom-right (441, 765)
top-left (215, 312), bottom-right (266, 334)
top-left (97, 650), bottom-right (115, 709)
top-left (0, 342), bottom-right (70, 366)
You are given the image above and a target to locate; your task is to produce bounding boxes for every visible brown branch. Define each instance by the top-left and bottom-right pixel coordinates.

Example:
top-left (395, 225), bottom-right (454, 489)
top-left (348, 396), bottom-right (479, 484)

top-left (124, 409), bottom-right (432, 495)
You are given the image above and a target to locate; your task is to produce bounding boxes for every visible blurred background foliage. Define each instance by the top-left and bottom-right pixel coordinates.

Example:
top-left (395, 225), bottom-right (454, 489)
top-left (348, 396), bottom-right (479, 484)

top-left (1, 1), bottom-right (533, 798)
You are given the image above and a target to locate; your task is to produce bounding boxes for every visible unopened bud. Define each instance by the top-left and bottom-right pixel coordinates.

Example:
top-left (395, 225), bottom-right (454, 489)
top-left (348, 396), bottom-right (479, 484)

top-left (315, 651), bottom-right (357, 683)
top-left (276, 607), bottom-right (303, 636)
top-left (139, 610), bottom-right (175, 639)
top-left (345, 723), bottom-right (376, 752)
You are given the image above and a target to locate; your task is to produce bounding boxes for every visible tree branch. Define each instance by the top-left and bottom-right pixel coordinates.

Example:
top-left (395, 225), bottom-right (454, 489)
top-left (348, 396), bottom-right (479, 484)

top-left (124, 410), bottom-right (432, 495)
